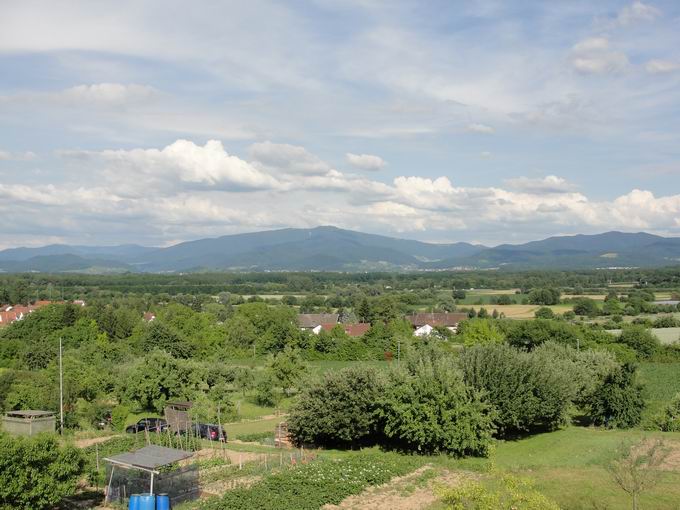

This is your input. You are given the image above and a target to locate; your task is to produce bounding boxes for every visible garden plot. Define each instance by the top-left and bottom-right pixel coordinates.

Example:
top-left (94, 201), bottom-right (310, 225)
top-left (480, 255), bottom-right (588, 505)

top-left (323, 466), bottom-right (474, 510)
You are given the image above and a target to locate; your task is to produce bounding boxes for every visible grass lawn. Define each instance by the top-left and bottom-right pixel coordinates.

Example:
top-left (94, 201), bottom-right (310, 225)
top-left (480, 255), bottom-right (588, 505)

top-left (441, 426), bottom-right (680, 509)
top-left (223, 416), bottom-right (283, 438)
top-left (639, 362), bottom-right (680, 424)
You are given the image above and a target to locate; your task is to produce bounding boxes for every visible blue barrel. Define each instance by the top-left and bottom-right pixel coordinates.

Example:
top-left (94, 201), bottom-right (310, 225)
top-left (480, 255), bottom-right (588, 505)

top-left (138, 493), bottom-right (156, 510)
top-left (129, 494), bottom-right (141, 510)
top-left (156, 493), bottom-right (171, 510)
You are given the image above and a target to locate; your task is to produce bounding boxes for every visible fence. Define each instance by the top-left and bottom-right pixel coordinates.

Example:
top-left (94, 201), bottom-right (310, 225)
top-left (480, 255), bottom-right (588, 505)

top-left (105, 463), bottom-right (199, 506)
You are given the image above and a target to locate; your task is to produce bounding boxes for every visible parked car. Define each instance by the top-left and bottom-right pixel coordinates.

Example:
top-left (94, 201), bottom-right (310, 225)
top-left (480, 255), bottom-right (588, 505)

top-left (125, 417), bottom-right (168, 434)
top-left (179, 423), bottom-right (226, 441)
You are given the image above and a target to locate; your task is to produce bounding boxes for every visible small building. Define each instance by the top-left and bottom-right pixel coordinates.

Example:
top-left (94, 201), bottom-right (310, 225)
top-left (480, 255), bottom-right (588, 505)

top-left (143, 311), bottom-right (156, 322)
top-left (2, 410), bottom-right (56, 436)
top-left (164, 401), bottom-right (192, 434)
top-left (298, 313), bottom-right (339, 330)
top-left (316, 322), bottom-right (371, 337)
top-left (406, 312), bottom-right (468, 336)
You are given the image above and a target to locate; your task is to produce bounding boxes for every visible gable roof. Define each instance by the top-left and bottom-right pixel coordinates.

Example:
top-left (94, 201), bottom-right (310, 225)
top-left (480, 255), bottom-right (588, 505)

top-left (298, 313), bottom-right (339, 328)
top-left (406, 312), bottom-right (468, 327)
top-left (320, 322), bottom-right (371, 337)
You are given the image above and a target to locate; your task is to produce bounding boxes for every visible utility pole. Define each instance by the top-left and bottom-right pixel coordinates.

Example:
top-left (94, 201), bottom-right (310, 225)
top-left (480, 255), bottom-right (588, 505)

top-left (576, 338), bottom-right (580, 352)
top-left (397, 339), bottom-right (401, 367)
top-left (59, 337), bottom-right (64, 434)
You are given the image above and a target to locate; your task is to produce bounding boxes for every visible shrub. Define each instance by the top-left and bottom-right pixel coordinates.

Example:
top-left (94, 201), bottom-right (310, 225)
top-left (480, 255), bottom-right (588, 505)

top-left (618, 326), bottom-right (659, 359)
top-left (460, 344), bottom-right (574, 435)
top-left (0, 433), bottom-right (84, 510)
top-left (378, 356), bottom-right (495, 456)
top-left (585, 363), bottom-right (645, 428)
top-left (110, 404), bottom-right (129, 432)
top-left (657, 393), bottom-right (680, 432)
top-left (534, 307), bottom-right (555, 319)
top-left (573, 298), bottom-right (600, 317)
top-left (456, 319), bottom-right (504, 346)
top-left (528, 288), bottom-right (561, 306)
top-left (287, 367), bottom-right (385, 448)
top-left (438, 473), bottom-right (560, 510)
top-left (505, 320), bottom-right (578, 351)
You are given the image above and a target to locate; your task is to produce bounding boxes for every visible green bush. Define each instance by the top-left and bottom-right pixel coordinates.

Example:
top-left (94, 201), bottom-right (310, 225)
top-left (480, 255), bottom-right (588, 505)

top-left (110, 404), bottom-right (129, 431)
top-left (460, 344), bottom-right (574, 435)
top-left (287, 367), bottom-right (386, 448)
top-left (657, 392), bottom-right (680, 432)
top-left (505, 320), bottom-right (578, 351)
top-left (584, 363), bottom-right (645, 428)
top-left (438, 473), bottom-right (560, 510)
top-left (457, 319), bottom-right (505, 346)
top-left (378, 355), bottom-right (495, 456)
top-left (618, 325), bottom-right (659, 359)
top-left (0, 433), bottom-right (84, 510)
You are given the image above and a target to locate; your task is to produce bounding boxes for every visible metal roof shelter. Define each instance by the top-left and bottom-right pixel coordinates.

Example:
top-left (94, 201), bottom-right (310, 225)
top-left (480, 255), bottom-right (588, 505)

top-left (104, 445), bottom-right (194, 502)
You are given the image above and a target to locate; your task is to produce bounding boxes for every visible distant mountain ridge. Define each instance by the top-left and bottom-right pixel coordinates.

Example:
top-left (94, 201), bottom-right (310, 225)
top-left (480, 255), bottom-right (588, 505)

top-left (1, 227), bottom-right (679, 273)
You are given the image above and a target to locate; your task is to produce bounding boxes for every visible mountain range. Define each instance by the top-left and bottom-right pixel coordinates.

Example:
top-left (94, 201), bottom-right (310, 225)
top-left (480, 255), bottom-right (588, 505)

top-left (1, 226), bottom-right (680, 273)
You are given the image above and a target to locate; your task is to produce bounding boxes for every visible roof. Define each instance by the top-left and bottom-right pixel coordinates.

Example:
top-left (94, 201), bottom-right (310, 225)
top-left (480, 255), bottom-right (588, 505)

top-left (104, 445), bottom-right (193, 472)
top-left (5, 410), bottom-right (55, 418)
top-left (298, 313), bottom-right (339, 328)
top-left (320, 323), bottom-right (371, 337)
top-left (406, 312), bottom-right (468, 327)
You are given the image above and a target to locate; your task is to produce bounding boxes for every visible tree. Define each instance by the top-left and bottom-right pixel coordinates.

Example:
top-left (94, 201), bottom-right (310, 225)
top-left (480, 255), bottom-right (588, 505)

top-left (460, 344), bottom-right (574, 435)
top-left (585, 363), bottom-right (645, 428)
top-left (141, 321), bottom-right (193, 358)
top-left (287, 367), bottom-right (386, 447)
top-left (267, 347), bottom-right (306, 397)
top-left (618, 326), bottom-right (659, 360)
top-left (505, 320), bottom-right (579, 350)
top-left (378, 355), bottom-right (495, 456)
top-left (0, 434), bottom-right (84, 510)
top-left (608, 439), bottom-right (669, 510)
top-left (452, 290), bottom-right (467, 300)
top-left (234, 367), bottom-right (255, 397)
top-left (534, 307), bottom-right (555, 319)
top-left (528, 288), bottom-right (561, 306)
top-left (457, 319), bottom-right (504, 347)
top-left (573, 297), bottom-right (599, 317)
top-left (657, 392), bottom-right (680, 432)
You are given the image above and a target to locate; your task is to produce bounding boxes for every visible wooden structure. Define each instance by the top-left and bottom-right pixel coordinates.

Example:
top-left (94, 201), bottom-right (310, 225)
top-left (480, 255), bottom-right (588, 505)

top-left (275, 421), bottom-right (292, 448)
top-left (164, 401), bottom-right (192, 434)
top-left (2, 410), bottom-right (55, 436)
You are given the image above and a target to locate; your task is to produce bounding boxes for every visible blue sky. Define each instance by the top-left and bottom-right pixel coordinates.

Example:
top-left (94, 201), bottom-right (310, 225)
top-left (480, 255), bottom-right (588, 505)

top-left (1, 0), bottom-right (679, 249)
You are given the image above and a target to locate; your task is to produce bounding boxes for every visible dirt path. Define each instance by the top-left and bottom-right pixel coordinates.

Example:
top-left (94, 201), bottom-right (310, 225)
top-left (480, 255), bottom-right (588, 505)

top-left (73, 434), bottom-right (122, 448)
top-left (323, 465), bottom-right (475, 510)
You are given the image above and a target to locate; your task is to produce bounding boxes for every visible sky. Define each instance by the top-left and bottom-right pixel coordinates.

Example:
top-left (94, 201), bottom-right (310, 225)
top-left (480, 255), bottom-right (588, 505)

top-left (1, 0), bottom-right (680, 249)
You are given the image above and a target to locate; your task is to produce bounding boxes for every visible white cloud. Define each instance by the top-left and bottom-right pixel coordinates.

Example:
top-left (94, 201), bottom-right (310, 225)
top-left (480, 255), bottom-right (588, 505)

top-left (504, 175), bottom-right (577, 194)
top-left (346, 153), bottom-right (387, 171)
top-left (0, 83), bottom-right (158, 108)
top-left (645, 59), bottom-right (680, 74)
top-left (0, 150), bottom-right (36, 161)
top-left (466, 123), bottom-right (495, 134)
top-left (617, 1), bottom-right (661, 26)
top-left (249, 141), bottom-right (331, 175)
top-left (571, 38), bottom-right (629, 74)
top-left (62, 139), bottom-right (281, 195)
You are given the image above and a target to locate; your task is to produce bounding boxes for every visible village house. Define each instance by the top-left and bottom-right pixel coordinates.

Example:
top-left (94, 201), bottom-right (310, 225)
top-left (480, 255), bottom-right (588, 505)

top-left (406, 312), bottom-right (468, 337)
top-left (315, 322), bottom-right (371, 337)
top-left (297, 313), bottom-right (339, 331)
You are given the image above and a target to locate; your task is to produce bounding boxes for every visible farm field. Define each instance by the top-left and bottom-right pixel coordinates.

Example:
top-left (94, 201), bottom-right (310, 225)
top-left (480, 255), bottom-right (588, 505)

top-left (607, 327), bottom-right (680, 345)
top-left (468, 303), bottom-right (572, 318)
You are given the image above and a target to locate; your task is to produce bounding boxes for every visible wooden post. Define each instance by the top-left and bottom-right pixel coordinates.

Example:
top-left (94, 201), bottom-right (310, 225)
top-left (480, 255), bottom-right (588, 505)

top-left (239, 454), bottom-right (242, 470)
top-left (105, 465), bottom-right (115, 504)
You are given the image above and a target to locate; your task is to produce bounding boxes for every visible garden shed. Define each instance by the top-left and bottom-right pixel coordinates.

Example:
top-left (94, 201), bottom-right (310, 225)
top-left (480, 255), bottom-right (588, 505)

top-left (2, 410), bottom-right (55, 436)
top-left (104, 445), bottom-right (198, 506)
top-left (165, 400), bottom-right (193, 434)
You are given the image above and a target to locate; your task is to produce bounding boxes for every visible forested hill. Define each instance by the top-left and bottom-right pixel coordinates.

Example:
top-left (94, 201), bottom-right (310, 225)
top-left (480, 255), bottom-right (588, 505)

top-left (1, 227), bottom-right (680, 273)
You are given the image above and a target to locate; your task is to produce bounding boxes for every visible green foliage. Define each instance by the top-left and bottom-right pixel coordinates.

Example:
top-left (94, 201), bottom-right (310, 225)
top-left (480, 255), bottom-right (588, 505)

top-left (618, 326), bottom-right (660, 360)
top-left (585, 363), bottom-right (645, 428)
top-left (0, 433), bottom-right (84, 510)
top-left (287, 367), bottom-right (385, 447)
top-left (196, 452), bottom-right (420, 510)
top-left (121, 350), bottom-right (201, 413)
top-left (438, 473), bottom-right (561, 510)
top-left (110, 404), bottom-right (129, 431)
top-left (656, 393), bottom-right (680, 432)
top-left (572, 297), bottom-right (600, 317)
top-left (505, 320), bottom-right (579, 350)
top-left (267, 347), bottom-right (306, 396)
top-left (378, 354), bottom-right (495, 456)
top-left (528, 288), bottom-right (561, 306)
top-left (460, 344), bottom-right (574, 435)
top-left (534, 307), bottom-right (555, 319)
top-left (140, 321), bottom-right (193, 358)
top-left (457, 319), bottom-right (505, 346)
